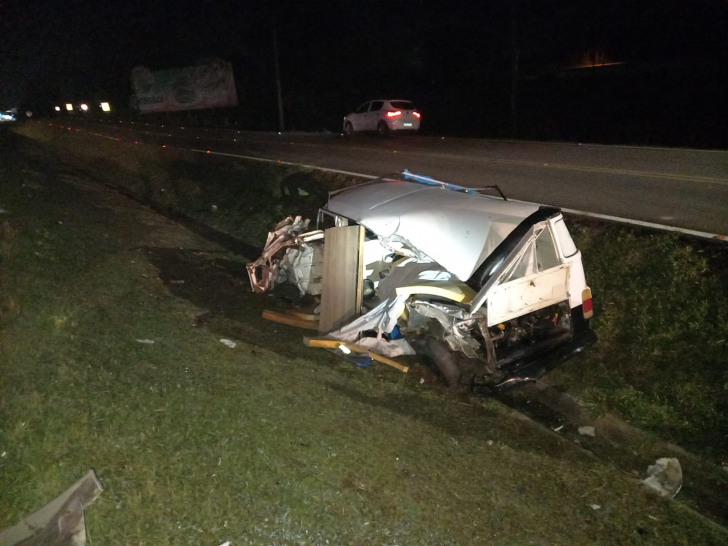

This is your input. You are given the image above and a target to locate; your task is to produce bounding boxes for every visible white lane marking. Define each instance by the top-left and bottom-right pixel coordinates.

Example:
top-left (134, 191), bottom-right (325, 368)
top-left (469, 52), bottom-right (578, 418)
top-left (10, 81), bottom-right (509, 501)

top-left (191, 149), bottom-right (379, 180)
top-left (270, 142), bottom-right (728, 185)
top-left (91, 123), bottom-right (728, 183)
top-left (75, 127), bottom-right (727, 243)
top-left (193, 149), bottom-right (727, 241)
top-left (561, 209), bottom-right (726, 240)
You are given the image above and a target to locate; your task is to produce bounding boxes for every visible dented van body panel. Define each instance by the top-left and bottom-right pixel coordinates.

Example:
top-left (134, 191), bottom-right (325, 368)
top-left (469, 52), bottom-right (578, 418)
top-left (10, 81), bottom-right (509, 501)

top-left (251, 171), bottom-right (596, 390)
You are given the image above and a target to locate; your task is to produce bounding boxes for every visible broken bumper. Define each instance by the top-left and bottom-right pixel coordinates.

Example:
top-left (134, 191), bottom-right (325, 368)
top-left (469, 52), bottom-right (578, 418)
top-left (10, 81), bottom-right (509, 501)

top-left (493, 325), bottom-right (598, 391)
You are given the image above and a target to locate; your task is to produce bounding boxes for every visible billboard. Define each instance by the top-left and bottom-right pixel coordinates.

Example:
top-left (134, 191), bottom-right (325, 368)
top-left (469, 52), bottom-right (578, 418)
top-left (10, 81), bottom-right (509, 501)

top-left (132, 59), bottom-right (237, 114)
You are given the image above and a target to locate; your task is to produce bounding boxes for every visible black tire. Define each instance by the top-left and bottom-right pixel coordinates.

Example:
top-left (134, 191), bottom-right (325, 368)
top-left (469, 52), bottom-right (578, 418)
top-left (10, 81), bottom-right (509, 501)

top-left (377, 121), bottom-right (389, 137)
top-left (427, 338), bottom-right (460, 389)
top-left (344, 122), bottom-right (354, 136)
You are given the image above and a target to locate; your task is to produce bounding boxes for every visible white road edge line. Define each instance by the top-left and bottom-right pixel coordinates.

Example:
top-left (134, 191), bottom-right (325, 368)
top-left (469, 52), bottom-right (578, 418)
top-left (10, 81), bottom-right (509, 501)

top-left (193, 149), bottom-right (727, 242)
top-left (559, 208), bottom-right (727, 240)
top-left (68, 123), bottom-right (728, 242)
top-left (191, 149), bottom-right (379, 180)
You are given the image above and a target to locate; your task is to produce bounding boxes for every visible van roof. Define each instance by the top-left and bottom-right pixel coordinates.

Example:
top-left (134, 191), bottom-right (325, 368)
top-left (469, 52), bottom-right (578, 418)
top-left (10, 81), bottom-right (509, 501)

top-left (325, 175), bottom-right (544, 280)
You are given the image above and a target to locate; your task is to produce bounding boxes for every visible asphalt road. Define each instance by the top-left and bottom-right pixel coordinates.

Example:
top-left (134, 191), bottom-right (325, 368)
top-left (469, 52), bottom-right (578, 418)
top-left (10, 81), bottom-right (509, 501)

top-left (71, 119), bottom-right (728, 236)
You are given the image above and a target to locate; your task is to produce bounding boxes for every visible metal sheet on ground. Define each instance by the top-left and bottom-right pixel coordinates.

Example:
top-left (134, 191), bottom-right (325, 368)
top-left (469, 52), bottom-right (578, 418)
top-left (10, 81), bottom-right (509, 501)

top-left (0, 470), bottom-right (103, 546)
top-left (319, 226), bottom-right (364, 333)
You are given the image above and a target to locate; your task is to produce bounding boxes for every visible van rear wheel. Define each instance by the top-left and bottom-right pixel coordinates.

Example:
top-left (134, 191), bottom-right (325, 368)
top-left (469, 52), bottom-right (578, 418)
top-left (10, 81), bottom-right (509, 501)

top-left (427, 338), bottom-right (460, 389)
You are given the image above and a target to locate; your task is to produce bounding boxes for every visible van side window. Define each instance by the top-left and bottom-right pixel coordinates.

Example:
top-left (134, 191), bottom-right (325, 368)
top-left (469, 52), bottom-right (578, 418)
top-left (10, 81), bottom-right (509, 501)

top-left (535, 226), bottom-right (560, 271)
top-left (502, 225), bottom-right (561, 283)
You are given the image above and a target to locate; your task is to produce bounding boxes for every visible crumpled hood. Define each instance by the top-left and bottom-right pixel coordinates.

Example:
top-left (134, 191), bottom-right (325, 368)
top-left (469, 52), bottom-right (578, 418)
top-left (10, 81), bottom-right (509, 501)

top-left (325, 181), bottom-right (540, 281)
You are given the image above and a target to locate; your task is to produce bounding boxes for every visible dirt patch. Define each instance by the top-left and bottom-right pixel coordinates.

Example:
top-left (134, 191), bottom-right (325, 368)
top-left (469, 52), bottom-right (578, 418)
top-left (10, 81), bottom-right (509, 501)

top-left (143, 246), bottom-right (340, 362)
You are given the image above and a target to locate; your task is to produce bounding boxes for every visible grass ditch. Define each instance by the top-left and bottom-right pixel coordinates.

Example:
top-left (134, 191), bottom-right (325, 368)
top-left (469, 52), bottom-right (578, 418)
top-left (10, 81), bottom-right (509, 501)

top-left (13, 122), bottom-right (728, 464)
top-left (5, 126), bottom-right (728, 542)
top-left (554, 219), bottom-right (728, 462)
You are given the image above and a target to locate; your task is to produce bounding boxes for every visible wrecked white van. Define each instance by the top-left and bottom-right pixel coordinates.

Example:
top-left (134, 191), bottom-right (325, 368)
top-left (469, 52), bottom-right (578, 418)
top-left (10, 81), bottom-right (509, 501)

top-left (248, 171), bottom-right (596, 390)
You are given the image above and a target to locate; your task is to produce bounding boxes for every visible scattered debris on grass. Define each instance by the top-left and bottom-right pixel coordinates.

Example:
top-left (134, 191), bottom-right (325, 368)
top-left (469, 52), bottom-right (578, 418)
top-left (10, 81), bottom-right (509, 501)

top-left (0, 470), bottom-right (103, 546)
top-left (219, 338), bottom-right (236, 348)
top-left (643, 458), bottom-right (683, 498)
top-left (135, 338), bottom-right (155, 344)
top-left (246, 216), bottom-right (322, 294)
top-left (578, 426), bottom-right (596, 437)
top-left (263, 309), bottom-right (319, 331)
top-left (343, 352), bottom-right (373, 367)
top-left (303, 336), bottom-right (408, 372)
top-left (18, 122), bottom-right (726, 463)
top-left (3, 125), bottom-right (728, 543)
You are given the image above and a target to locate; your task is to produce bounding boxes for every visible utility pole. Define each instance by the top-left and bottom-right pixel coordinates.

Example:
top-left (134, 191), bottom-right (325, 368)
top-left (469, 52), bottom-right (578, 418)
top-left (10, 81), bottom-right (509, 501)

top-left (509, 0), bottom-right (519, 137)
top-left (272, 18), bottom-right (285, 133)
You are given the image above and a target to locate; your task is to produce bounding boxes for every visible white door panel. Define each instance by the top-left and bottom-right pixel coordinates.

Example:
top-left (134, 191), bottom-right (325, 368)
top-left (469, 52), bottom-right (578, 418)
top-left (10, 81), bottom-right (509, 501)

top-left (349, 114), bottom-right (363, 131)
top-left (364, 112), bottom-right (378, 131)
top-left (487, 263), bottom-right (571, 326)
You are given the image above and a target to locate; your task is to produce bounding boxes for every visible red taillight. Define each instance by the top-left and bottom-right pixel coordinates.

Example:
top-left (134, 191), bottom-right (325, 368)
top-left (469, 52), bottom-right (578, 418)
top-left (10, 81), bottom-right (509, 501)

top-left (386, 110), bottom-right (402, 118)
top-left (413, 111), bottom-right (421, 118)
top-left (582, 288), bottom-right (593, 319)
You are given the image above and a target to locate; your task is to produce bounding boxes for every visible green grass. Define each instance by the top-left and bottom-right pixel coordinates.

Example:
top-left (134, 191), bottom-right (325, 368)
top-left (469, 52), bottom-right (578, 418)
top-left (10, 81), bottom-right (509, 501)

top-left (3, 127), bottom-right (728, 543)
top-left (13, 122), bottom-right (350, 252)
top-left (548, 222), bottom-right (728, 460)
top-left (32, 120), bottom-right (728, 464)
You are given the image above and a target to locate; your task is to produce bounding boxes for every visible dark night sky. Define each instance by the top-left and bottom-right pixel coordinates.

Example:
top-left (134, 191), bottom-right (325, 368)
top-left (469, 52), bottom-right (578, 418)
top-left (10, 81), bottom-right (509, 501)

top-left (2, 0), bottom-right (727, 143)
